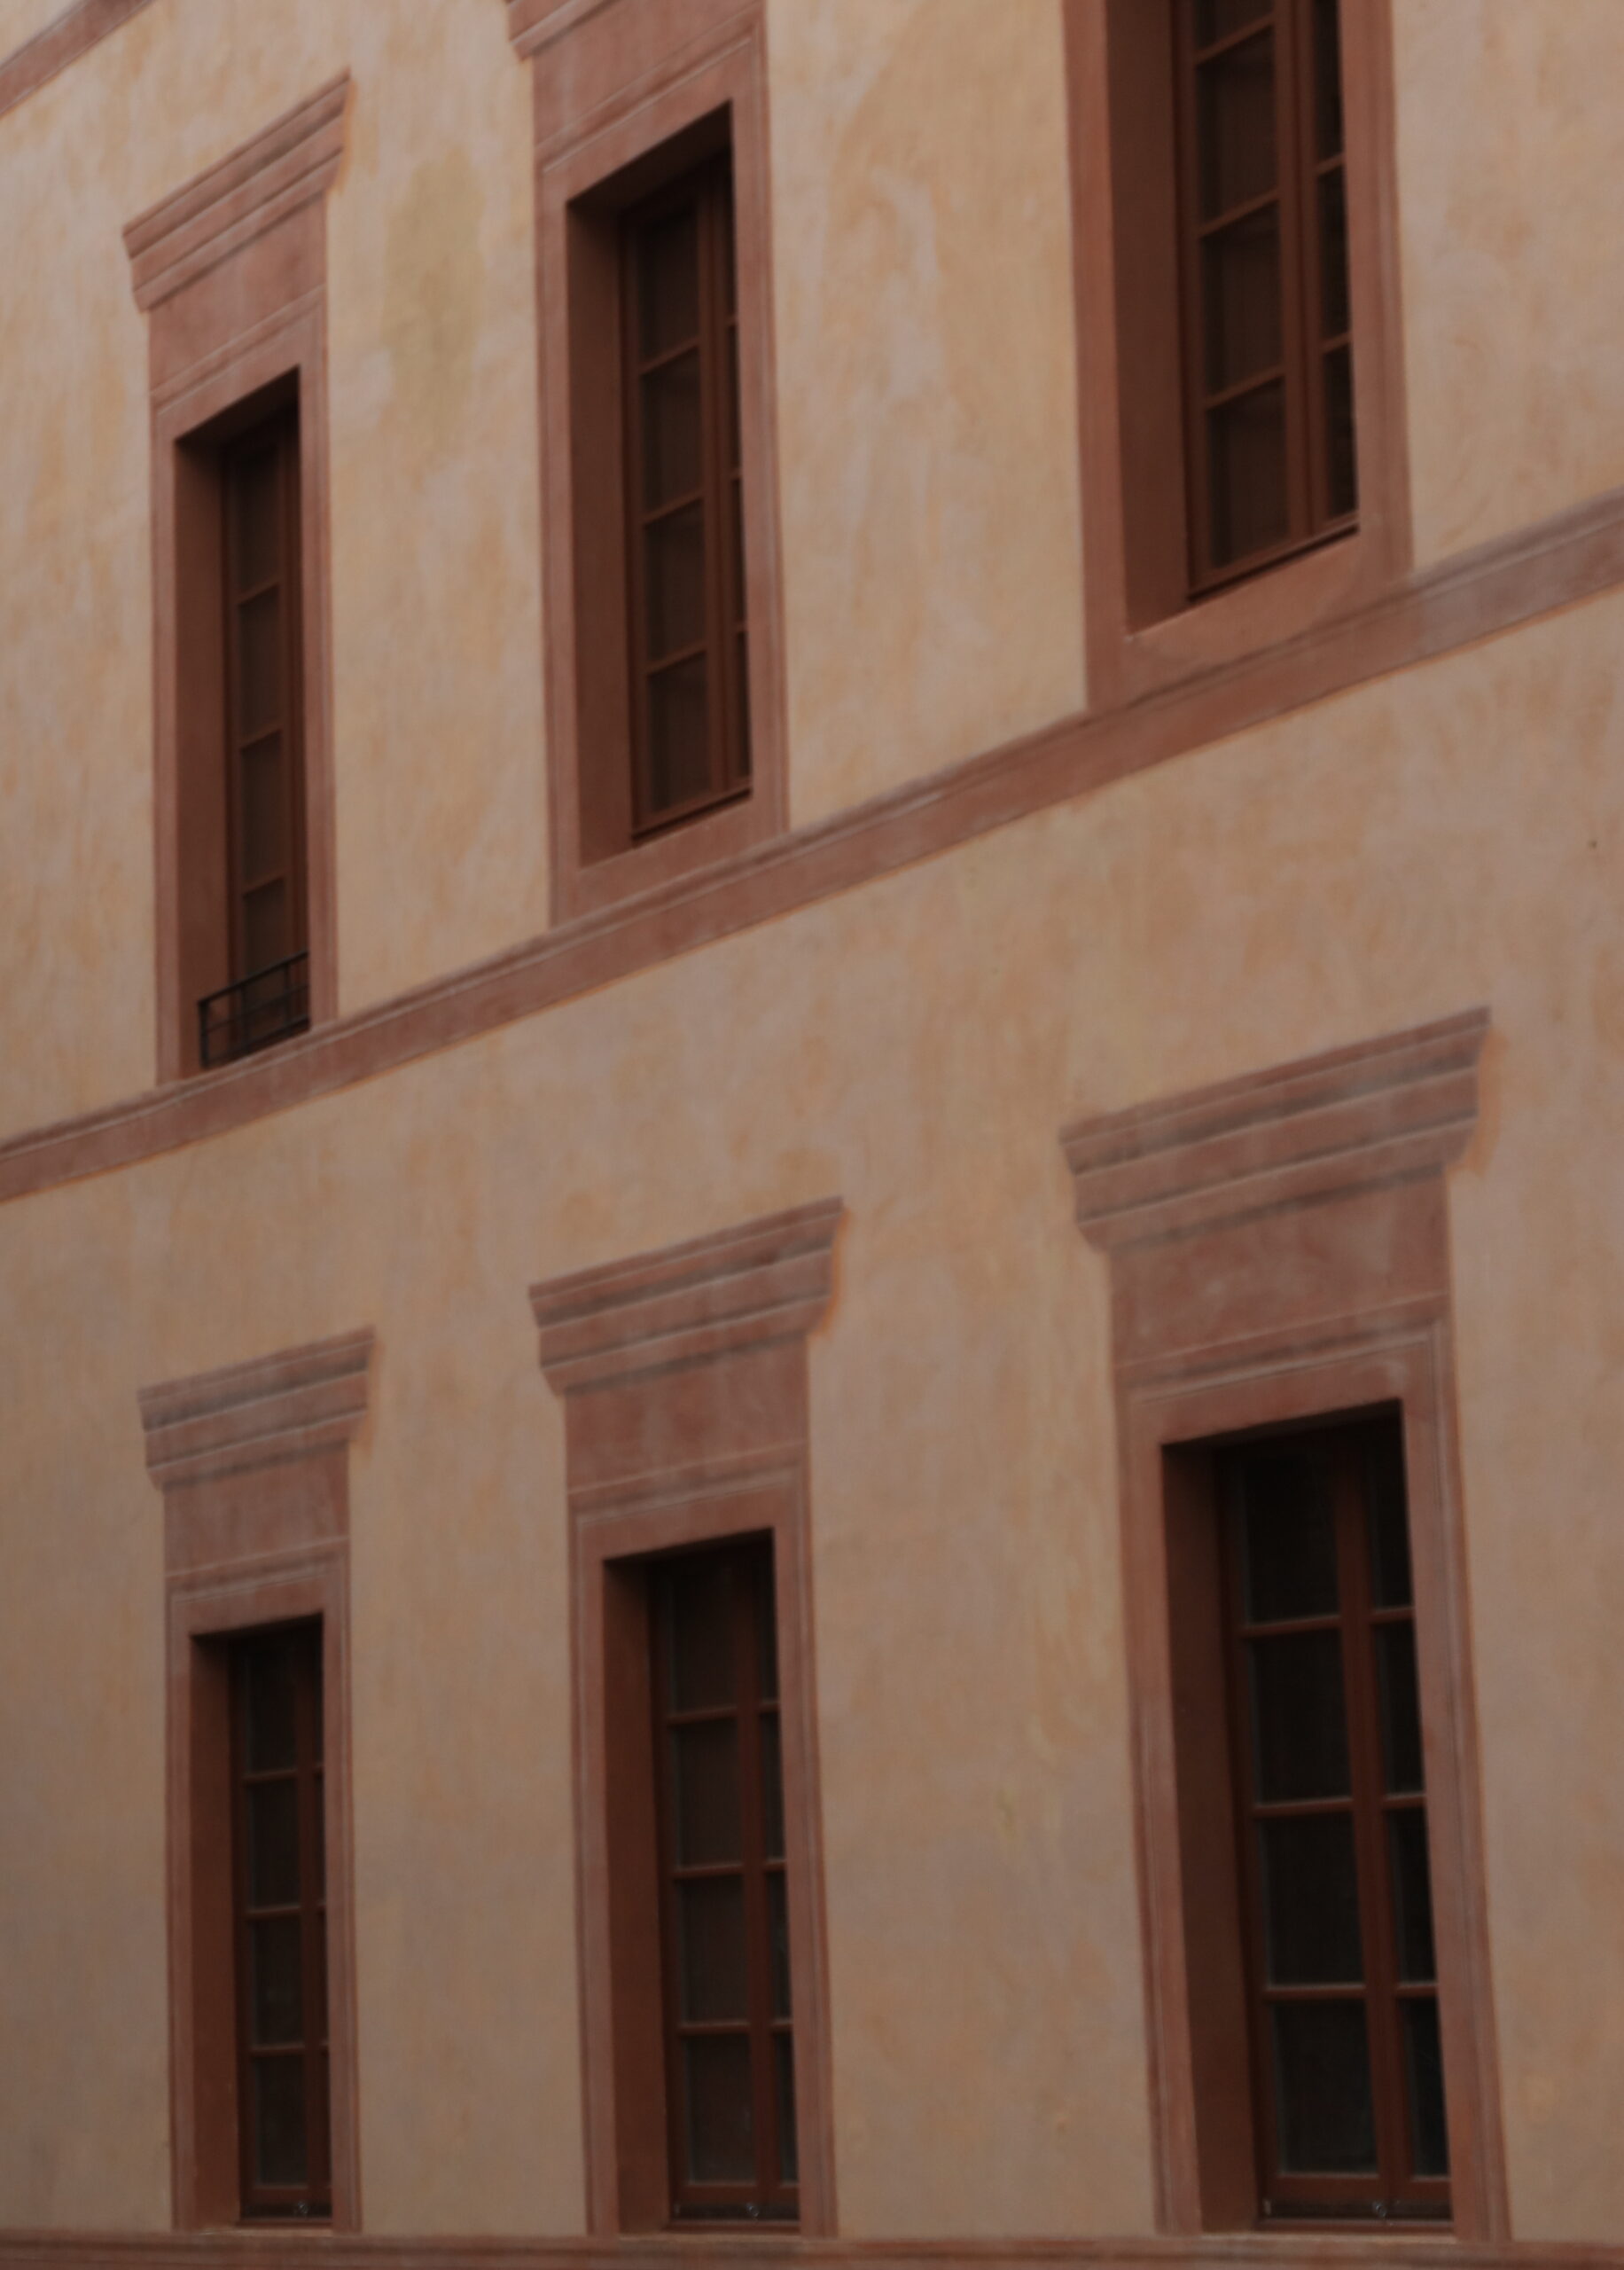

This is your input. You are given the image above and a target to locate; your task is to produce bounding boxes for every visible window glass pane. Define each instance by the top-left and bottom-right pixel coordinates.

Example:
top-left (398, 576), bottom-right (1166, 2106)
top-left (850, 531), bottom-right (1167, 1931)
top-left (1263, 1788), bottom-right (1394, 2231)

top-left (1196, 0), bottom-right (1270, 43)
top-left (239, 734), bottom-right (287, 887)
top-left (1313, 0), bottom-right (1346, 159)
top-left (683, 2033), bottom-right (754, 2182)
top-left (1260, 1812), bottom-right (1363, 1984)
top-left (672, 1718), bottom-right (741, 1865)
top-left (1388, 1807), bottom-right (1437, 1983)
top-left (1201, 207), bottom-right (1283, 394)
top-left (1366, 1424), bottom-right (1412, 1607)
top-left (640, 352), bottom-right (703, 511)
top-left (1238, 1449), bottom-right (1339, 1622)
top-left (1323, 341), bottom-right (1358, 517)
top-left (1196, 29), bottom-right (1277, 219)
top-left (245, 1643), bottom-right (299, 1771)
top-left (1318, 166), bottom-right (1349, 338)
top-left (668, 1555), bottom-right (735, 1711)
top-left (246, 1778), bottom-right (301, 1908)
top-left (243, 878), bottom-right (292, 979)
top-left (250, 1916), bottom-right (305, 2047)
top-left (1271, 2000), bottom-right (1377, 2173)
top-left (636, 203), bottom-right (700, 360)
top-left (1206, 380), bottom-right (1290, 567)
top-left (680, 1876), bottom-right (747, 2022)
top-left (253, 2055), bottom-right (308, 2188)
top-left (236, 588), bottom-right (283, 741)
top-left (768, 1867), bottom-right (792, 2019)
top-left (775, 2033), bottom-right (799, 2185)
top-left (1375, 1622), bottom-right (1425, 1793)
top-left (760, 1711), bottom-right (785, 1860)
top-left (231, 442), bottom-right (281, 594)
top-left (644, 504), bottom-right (707, 661)
top-left (1248, 1630), bottom-right (1350, 1799)
top-left (646, 655), bottom-right (713, 818)
top-left (1402, 1997), bottom-right (1450, 2178)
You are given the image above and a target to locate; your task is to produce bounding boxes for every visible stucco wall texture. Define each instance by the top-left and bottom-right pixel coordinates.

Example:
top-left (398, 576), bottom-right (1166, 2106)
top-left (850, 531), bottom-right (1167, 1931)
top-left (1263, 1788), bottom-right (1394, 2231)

top-left (2, 0), bottom-right (1624, 2250)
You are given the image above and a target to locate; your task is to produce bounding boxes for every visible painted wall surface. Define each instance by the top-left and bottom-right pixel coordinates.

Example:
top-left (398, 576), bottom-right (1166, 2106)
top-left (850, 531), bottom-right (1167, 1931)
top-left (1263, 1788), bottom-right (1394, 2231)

top-left (1396, 0), bottom-right (1624, 567)
top-left (3, 590), bottom-right (1624, 2239)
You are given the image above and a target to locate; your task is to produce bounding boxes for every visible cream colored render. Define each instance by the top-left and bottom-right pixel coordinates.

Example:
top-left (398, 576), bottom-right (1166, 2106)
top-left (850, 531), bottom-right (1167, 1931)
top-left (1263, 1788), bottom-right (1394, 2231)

top-left (3, 591), bottom-right (1624, 2239)
top-left (4, 0), bottom-right (1624, 1137)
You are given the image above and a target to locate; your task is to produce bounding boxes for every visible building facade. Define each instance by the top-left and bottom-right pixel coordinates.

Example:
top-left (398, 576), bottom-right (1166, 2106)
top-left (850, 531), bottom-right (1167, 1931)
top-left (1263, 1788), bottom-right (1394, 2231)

top-left (2, 0), bottom-right (1623, 2259)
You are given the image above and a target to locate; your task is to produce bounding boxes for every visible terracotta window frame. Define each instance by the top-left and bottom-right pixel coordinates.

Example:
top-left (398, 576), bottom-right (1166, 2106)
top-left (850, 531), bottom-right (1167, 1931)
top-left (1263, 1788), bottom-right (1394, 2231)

top-left (1060, 1012), bottom-right (1508, 2239)
top-left (510, 0), bottom-right (787, 923)
top-left (530, 1200), bottom-right (840, 2235)
top-left (124, 77), bottom-right (347, 1084)
top-left (1065, 0), bottom-right (1410, 709)
top-left (141, 1327), bottom-right (372, 2233)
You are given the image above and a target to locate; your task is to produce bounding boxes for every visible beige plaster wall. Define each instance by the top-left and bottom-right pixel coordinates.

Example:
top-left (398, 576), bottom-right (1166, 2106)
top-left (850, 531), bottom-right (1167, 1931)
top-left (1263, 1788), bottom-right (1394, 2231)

top-left (3, 591), bottom-right (1623, 2239)
top-left (1396, 0), bottom-right (1624, 568)
top-left (767, 0), bottom-right (1086, 823)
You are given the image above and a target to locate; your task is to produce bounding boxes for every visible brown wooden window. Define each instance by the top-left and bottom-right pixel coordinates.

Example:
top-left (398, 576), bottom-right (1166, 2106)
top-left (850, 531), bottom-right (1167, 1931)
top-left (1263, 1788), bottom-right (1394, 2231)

top-left (620, 155), bottom-right (750, 838)
top-left (230, 1621), bottom-right (331, 2220)
top-left (199, 405), bottom-right (311, 1069)
top-left (1218, 1417), bottom-right (1448, 2222)
top-left (1174, 0), bottom-right (1355, 589)
top-left (649, 1539), bottom-right (796, 2222)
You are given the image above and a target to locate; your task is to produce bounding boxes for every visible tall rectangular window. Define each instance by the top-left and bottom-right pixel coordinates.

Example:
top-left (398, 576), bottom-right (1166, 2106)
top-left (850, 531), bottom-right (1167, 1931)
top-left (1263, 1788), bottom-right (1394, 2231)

top-left (1174, 0), bottom-right (1355, 588)
top-left (200, 407), bottom-right (311, 1068)
top-left (230, 1621), bottom-right (331, 2219)
top-left (621, 155), bottom-right (750, 837)
top-left (1218, 1418), bottom-right (1448, 2221)
top-left (649, 1540), bottom-right (796, 2222)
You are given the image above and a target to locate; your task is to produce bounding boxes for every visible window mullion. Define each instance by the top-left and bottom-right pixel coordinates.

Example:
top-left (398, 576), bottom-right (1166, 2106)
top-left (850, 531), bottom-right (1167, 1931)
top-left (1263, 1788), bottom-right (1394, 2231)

top-left (695, 168), bottom-right (733, 810)
top-left (1172, 2), bottom-right (1218, 587)
top-left (1333, 1437), bottom-right (1409, 2207)
top-left (733, 1551), bottom-right (779, 2208)
top-left (1272, 0), bottom-right (1316, 546)
top-left (620, 224), bottom-right (658, 834)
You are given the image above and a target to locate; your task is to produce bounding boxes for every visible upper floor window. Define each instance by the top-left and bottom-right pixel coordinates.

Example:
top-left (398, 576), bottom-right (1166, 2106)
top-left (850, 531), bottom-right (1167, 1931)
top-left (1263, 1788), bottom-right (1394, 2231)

top-left (621, 155), bottom-right (751, 837)
top-left (201, 406), bottom-right (312, 1068)
top-left (1174, 0), bottom-right (1355, 589)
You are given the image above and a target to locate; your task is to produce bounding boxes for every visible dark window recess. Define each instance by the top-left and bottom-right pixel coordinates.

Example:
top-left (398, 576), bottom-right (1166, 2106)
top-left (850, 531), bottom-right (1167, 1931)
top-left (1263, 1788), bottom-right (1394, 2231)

top-left (1220, 1418), bottom-right (1449, 2223)
top-left (230, 1623), bottom-right (331, 2220)
top-left (621, 155), bottom-right (751, 838)
top-left (1175, 0), bottom-right (1356, 589)
top-left (203, 410), bottom-right (310, 1067)
top-left (650, 1539), bottom-right (797, 2223)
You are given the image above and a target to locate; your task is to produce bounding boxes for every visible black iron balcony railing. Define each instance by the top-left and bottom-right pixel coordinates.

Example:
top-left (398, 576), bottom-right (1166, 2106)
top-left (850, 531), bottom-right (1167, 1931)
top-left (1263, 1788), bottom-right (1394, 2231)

top-left (198, 951), bottom-right (310, 1069)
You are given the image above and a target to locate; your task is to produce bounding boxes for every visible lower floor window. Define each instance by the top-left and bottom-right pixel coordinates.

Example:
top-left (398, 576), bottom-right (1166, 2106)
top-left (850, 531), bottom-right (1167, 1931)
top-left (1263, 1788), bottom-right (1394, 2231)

top-left (1218, 1416), bottom-right (1448, 2221)
top-left (230, 1620), bottom-right (331, 2219)
top-left (649, 1539), bottom-right (798, 2221)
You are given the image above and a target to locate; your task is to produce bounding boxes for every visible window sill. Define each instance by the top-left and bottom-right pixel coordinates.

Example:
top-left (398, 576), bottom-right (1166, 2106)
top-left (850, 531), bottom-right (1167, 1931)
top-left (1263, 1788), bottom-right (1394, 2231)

top-left (561, 786), bottom-right (779, 925)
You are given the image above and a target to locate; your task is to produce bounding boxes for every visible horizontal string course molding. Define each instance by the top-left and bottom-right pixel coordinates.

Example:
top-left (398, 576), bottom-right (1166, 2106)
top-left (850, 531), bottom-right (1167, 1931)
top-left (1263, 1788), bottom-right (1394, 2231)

top-left (0, 0), bottom-right (156, 125)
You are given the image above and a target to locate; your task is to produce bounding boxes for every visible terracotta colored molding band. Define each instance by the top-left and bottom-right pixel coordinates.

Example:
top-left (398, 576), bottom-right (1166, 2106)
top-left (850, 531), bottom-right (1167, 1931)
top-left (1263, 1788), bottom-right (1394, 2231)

top-left (0, 481), bottom-right (1620, 1213)
top-left (530, 1195), bottom-right (844, 1391)
top-left (504, 0), bottom-right (618, 62)
top-left (1062, 1007), bottom-right (1489, 1250)
top-left (0, 0), bottom-right (153, 123)
top-left (0, 2233), bottom-right (1619, 2268)
top-left (140, 1326), bottom-right (375, 1489)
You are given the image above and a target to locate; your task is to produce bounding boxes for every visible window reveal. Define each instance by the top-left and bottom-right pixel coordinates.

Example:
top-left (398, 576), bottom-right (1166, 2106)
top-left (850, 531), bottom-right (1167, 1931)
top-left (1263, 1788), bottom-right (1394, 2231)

top-left (1175, 0), bottom-right (1355, 587)
top-left (621, 156), bottom-right (750, 836)
top-left (649, 1540), bottom-right (796, 2221)
top-left (1220, 1419), bottom-right (1448, 2221)
top-left (230, 1622), bottom-right (331, 2219)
